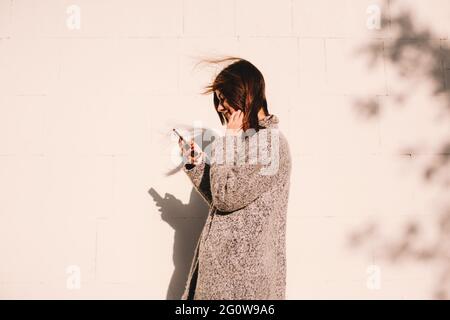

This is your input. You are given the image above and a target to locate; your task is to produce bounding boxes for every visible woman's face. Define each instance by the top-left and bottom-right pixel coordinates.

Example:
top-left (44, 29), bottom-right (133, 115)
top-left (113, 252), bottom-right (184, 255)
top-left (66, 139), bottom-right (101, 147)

top-left (215, 90), bottom-right (235, 122)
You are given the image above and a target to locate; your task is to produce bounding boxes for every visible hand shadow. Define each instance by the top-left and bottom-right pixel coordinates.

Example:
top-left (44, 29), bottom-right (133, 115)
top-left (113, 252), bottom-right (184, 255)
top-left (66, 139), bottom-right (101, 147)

top-left (148, 187), bottom-right (209, 300)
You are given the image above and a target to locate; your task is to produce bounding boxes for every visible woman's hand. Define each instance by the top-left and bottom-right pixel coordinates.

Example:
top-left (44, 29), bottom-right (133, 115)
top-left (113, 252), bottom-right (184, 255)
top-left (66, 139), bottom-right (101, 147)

top-left (178, 137), bottom-right (204, 166)
top-left (226, 109), bottom-right (244, 135)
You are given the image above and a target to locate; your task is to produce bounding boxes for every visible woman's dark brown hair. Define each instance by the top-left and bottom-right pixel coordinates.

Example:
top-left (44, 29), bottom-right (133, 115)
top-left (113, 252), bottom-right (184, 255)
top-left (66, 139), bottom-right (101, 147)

top-left (198, 56), bottom-right (269, 132)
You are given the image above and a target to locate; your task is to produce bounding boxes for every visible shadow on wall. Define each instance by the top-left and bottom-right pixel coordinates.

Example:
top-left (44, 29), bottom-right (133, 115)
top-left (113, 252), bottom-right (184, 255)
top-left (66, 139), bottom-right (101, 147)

top-left (147, 128), bottom-right (216, 299)
top-left (348, 0), bottom-right (450, 299)
top-left (148, 187), bottom-right (209, 300)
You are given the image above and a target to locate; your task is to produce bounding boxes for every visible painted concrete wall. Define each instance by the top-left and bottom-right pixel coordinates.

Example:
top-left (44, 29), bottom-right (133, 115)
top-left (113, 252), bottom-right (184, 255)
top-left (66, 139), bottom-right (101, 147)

top-left (0, 0), bottom-right (449, 299)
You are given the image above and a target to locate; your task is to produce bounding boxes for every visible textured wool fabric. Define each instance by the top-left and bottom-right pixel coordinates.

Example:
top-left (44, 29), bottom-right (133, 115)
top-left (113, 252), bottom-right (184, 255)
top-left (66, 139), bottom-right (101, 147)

top-left (180, 114), bottom-right (292, 300)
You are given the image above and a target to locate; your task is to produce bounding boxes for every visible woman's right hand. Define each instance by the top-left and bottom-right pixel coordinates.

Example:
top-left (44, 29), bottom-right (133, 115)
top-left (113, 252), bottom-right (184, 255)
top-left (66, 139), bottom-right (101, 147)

top-left (178, 137), bottom-right (204, 166)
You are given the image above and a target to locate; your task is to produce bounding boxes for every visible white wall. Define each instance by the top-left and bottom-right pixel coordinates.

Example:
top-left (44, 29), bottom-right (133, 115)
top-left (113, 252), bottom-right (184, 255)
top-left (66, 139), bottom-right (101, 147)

top-left (0, 0), bottom-right (449, 299)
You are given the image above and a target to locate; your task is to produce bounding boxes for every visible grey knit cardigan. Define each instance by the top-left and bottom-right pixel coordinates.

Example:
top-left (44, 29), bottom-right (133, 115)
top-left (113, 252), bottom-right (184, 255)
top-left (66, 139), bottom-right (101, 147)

top-left (181, 114), bottom-right (292, 300)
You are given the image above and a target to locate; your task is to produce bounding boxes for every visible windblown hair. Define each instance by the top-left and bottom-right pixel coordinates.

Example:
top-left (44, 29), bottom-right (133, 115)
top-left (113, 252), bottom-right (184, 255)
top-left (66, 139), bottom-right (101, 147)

top-left (198, 56), bottom-right (269, 132)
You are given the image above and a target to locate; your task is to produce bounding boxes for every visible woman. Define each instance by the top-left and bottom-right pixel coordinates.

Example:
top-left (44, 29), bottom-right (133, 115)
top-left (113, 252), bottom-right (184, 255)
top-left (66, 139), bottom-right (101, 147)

top-left (178, 57), bottom-right (292, 300)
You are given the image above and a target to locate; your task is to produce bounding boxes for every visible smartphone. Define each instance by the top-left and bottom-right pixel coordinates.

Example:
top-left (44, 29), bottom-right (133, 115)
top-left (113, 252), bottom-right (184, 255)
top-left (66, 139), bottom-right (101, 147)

top-left (173, 128), bottom-right (187, 144)
top-left (173, 128), bottom-right (196, 157)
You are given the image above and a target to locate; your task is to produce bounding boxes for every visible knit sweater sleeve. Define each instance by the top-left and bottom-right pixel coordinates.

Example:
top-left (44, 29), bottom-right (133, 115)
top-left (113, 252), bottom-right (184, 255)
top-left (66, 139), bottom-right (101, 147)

top-left (183, 161), bottom-right (213, 206)
top-left (209, 131), bottom-right (281, 213)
